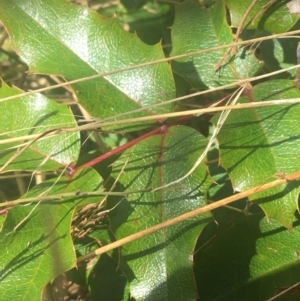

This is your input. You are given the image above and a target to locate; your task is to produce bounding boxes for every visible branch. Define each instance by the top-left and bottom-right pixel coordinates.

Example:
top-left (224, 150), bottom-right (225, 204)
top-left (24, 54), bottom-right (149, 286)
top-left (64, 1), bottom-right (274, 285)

top-left (77, 170), bottom-right (300, 263)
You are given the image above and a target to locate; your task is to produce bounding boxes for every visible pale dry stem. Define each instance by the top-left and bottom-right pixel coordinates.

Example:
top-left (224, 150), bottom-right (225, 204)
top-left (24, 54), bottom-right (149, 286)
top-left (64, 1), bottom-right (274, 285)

top-left (0, 128), bottom-right (61, 173)
top-left (13, 201), bottom-right (41, 232)
top-left (232, 0), bottom-right (259, 53)
top-left (77, 170), bottom-right (300, 262)
top-left (0, 190), bottom-right (132, 208)
top-left (265, 281), bottom-right (300, 301)
top-left (251, 0), bottom-right (277, 25)
top-left (2, 59), bottom-right (300, 151)
top-left (215, 0), bottom-right (260, 70)
top-left (152, 85), bottom-right (246, 191)
top-left (0, 29), bottom-right (300, 105)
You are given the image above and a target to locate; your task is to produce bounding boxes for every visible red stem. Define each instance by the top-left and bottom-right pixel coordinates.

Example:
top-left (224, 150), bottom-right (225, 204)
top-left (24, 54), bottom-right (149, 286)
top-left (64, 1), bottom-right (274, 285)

top-left (68, 96), bottom-right (230, 176)
top-left (69, 125), bottom-right (166, 175)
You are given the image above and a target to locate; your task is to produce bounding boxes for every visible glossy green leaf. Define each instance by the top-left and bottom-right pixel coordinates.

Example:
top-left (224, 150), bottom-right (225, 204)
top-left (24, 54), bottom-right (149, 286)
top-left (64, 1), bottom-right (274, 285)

top-left (0, 82), bottom-right (79, 172)
top-left (171, 0), bottom-right (263, 89)
top-left (214, 80), bottom-right (300, 228)
top-left (225, 0), bottom-right (299, 33)
top-left (88, 253), bottom-right (130, 301)
top-left (73, 229), bottom-right (130, 301)
top-left (195, 215), bottom-right (300, 301)
top-left (0, 168), bottom-right (104, 301)
top-left (109, 125), bottom-right (212, 301)
top-left (0, 0), bottom-right (175, 130)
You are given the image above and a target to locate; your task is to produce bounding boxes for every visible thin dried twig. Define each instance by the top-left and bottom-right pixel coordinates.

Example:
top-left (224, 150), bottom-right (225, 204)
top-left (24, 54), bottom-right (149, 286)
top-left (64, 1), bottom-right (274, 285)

top-left (215, 0), bottom-right (277, 69)
top-left (215, 0), bottom-right (259, 70)
top-left (0, 128), bottom-right (63, 173)
top-left (251, 0), bottom-right (277, 25)
top-left (0, 29), bottom-right (300, 104)
top-left (232, 0), bottom-right (259, 54)
top-left (153, 86), bottom-right (246, 191)
top-left (265, 281), bottom-right (300, 301)
top-left (1, 52), bottom-right (300, 151)
top-left (77, 170), bottom-right (300, 262)
top-left (0, 190), bottom-right (140, 208)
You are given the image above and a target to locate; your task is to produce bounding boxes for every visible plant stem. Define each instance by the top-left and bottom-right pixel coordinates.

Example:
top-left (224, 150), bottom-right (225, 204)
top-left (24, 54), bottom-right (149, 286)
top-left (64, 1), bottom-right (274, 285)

top-left (70, 124), bottom-right (167, 175)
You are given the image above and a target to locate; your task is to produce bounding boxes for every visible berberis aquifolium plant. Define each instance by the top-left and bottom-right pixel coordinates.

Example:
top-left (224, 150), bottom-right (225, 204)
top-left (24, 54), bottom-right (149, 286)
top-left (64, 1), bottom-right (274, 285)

top-left (1, 0), bottom-right (300, 300)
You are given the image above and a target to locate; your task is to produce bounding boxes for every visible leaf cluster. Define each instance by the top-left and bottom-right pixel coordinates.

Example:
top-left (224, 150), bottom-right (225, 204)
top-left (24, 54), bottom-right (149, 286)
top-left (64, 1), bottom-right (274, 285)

top-left (1, 0), bottom-right (300, 300)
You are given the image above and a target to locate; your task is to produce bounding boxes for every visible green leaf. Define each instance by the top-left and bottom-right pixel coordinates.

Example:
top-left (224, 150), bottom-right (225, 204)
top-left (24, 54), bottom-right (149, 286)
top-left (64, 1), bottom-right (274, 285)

top-left (214, 80), bottom-right (300, 228)
top-left (225, 0), bottom-right (299, 33)
top-left (195, 215), bottom-right (300, 301)
top-left (171, 0), bottom-right (263, 89)
top-left (88, 253), bottom-right (130, 301)
top-left (0, 82), bottom-right (79, 172)
top-left (0, 0), bottom-right (175, 130)
top-left (0, 168), bottom-right (104, 301)
top-left (109, 125), bottom-right (212, 301)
